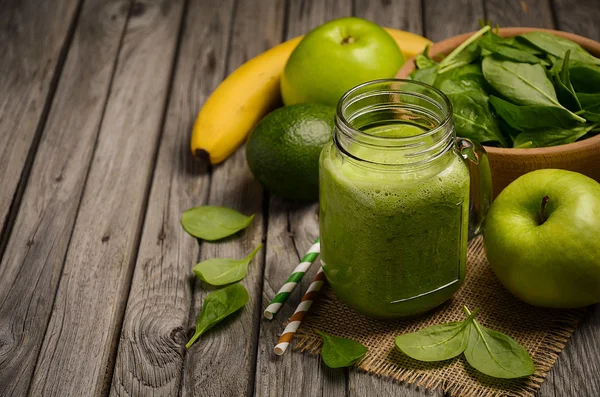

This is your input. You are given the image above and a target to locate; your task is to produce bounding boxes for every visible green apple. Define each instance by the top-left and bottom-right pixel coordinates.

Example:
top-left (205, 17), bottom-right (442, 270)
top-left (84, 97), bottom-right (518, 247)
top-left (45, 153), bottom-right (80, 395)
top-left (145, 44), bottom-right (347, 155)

top-left (484, 169), bottom-right (600, 308)
top-left (281, 17), bottom-right (404, 107)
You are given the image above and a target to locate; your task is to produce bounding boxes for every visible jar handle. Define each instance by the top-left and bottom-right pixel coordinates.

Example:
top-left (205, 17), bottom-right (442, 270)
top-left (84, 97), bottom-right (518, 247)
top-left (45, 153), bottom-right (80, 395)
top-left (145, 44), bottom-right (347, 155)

top-left (456, 138), bottom-right (493, 239)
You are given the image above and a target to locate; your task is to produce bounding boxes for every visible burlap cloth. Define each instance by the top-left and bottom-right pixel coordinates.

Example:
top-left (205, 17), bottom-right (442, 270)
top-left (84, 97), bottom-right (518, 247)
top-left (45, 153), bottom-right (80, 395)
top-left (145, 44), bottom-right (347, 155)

top-left (294, 237), bottom-right (586, 397)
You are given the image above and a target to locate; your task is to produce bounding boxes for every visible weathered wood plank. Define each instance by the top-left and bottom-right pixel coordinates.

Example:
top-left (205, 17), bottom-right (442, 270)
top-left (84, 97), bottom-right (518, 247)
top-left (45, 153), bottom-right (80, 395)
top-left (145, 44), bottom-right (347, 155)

top-left (0, 0), bottom-right (80, 254)
top-left (539, 305), bottom-right (600, 397)
top-left (350, 375), bottom-right (435, 397)
top-left (255, 199), bottom-right (347, 397)
top-left (253, 1), bottom-right (352, 396)
top-left (537, 5), bottom-right (600, 396)
top-left (423, 0), bottom-right (484, 42)
top-left (552, 0), bottom-right (600, 40)
top-left (286, 0), bottom-right (353, 38)
top-left (28, 1), bottom-right (186, 395)
top-left (354, 0), bottom-right (422, 34)
top-left (108, 0), bottom-right (234, 395)
top-left (180, 1), bottom-right (284, 396)
top-left (485, 0), bottom-right (553, 28)
top-left (0, 1), bottom-right (130, 395)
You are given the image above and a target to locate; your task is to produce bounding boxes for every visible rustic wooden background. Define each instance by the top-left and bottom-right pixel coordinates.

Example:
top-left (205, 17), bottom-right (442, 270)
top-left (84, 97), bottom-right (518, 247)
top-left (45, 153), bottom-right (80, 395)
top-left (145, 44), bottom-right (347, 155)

top-left (0, 0), bottom-right (599, 396)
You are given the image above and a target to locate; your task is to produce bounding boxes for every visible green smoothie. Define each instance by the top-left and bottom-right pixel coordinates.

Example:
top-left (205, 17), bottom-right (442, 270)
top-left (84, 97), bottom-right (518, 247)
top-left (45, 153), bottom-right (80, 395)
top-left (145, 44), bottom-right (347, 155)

top-left (319, 123), bottom-right (470, 319)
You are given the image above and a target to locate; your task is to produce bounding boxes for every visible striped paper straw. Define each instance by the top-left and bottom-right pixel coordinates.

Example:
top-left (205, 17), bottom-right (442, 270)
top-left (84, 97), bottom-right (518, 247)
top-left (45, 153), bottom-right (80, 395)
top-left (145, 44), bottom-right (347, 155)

top-left (274, 266), bottom-right (326, 356)
top-left (264, 237), bottom-right (320, 320)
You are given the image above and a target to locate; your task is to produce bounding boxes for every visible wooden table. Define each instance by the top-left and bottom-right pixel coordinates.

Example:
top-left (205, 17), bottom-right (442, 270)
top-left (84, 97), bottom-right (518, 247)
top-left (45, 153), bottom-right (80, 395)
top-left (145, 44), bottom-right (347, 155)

top-left (1, 0), bottom-right (599, 396)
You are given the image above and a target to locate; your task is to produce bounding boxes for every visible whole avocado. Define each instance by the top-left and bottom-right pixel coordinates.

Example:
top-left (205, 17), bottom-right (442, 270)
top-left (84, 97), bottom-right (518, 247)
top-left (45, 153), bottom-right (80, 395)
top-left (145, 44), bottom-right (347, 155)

top-left (246, 104), bottom-right (335, 200)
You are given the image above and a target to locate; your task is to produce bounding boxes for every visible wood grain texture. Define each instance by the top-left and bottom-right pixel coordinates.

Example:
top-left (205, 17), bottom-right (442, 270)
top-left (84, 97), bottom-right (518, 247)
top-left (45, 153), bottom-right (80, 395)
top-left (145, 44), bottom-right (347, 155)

top-left (538, 305), bottom-right (600, 397)
top-left (423, 0), bottom-right (484, 42)
top-left (553, 0), bottom-right (600, 40)
top-left (349, 374), bottom-right (433, 397)
top-left (254, 1), bottom-right (351, 396)
top-left (0, 0), bottom-right (80, 253)
top-left (254, 199), bottom-right (347, 397)
top-left (485, 0), bottom-right (554, 28)
top-left (28, 1), bottom-right (186, 395)
top-left (354, 0), bottom-right (422, 34)
top-left (286, 0), bottom-right (352, 37)
top-left (108, 0), bottom-right (232, 394)
top-left (0, 1), bottom-right (129, 395)
top-left (180, 1), bottom-right (283, 396)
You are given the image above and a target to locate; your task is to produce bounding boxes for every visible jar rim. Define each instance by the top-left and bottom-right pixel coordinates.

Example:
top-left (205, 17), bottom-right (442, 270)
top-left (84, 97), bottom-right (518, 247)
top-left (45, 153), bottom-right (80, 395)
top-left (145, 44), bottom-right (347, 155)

top-left (335, 78), bottom-right (453, 146)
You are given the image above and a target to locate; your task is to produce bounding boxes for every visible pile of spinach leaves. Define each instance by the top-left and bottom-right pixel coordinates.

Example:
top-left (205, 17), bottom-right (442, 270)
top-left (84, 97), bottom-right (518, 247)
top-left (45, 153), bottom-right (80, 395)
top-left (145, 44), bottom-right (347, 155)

top-left (410, 24), bottom-right (600, 148)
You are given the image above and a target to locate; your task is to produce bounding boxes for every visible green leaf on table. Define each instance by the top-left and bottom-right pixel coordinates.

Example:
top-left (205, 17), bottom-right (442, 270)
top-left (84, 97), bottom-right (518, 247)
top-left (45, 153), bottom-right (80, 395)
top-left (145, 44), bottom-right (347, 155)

top-left (553, 51), bottom-right (582, 111)
top-left (181, 205), bottom-right (255, 241)
top-left (513, 123), bottom-right (597, 148)
top-left (489, 95), bottom-right (582, 130)
top-left (394, 308), bottom-right (479, 362)
top-left (186, 283), bottom-right (249, 348)
top-left (193, 244), bottom-right (263, 286)
top-left (316, 330), bottom-right (368, 368)
top-left (463, 308), bottom-right (535, 379)
top-left (517, 32), bottom-right (600, 66)
top-left (482, 55), bottom-right (585, 123)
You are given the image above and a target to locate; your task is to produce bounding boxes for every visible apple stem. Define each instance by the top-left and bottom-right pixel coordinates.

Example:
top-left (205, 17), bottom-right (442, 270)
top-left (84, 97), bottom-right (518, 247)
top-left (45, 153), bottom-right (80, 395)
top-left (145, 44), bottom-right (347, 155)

top-left (540, 195), bottom-right (550, 224)
top-left (341, 36), bottom-right (355, 45)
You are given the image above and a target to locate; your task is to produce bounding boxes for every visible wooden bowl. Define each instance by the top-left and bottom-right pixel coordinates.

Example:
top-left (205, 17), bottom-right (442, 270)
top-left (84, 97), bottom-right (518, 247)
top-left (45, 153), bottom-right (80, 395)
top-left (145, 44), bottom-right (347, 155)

top-left (397, 28), bottom-right (600, 196)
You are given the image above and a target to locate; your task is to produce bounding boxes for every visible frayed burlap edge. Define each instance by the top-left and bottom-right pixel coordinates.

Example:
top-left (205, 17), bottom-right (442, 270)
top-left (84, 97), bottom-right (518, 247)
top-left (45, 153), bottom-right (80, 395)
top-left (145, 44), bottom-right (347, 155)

top-left (293, 238), bottom-right (587, 397)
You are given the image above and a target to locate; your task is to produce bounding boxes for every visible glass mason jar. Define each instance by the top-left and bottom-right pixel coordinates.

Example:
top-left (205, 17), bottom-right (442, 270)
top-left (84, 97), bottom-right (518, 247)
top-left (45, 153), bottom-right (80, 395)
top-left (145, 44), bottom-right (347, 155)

top-left (319, 79), bottom-right (492, 319)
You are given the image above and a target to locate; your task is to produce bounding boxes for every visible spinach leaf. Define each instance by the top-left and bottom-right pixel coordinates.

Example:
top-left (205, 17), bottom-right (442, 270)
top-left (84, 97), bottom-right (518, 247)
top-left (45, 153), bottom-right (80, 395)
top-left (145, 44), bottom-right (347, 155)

top-left (577, 92), bottom-right (600, 122)
top-left (409, 65), bottom-right (439, 85)
top-left (444, 88), bottom-right (507, 147)
top-left (439, 40), bottom-right (481, 74)
top-left (432, 64), bottom-right (506, 146)
top-left (438, 26), bottom-right (490, 74)
top-left (569, 60), bottom-right (600, 93)
top-left (415, 54), bottom-right (435, 69)
top-left (394, 308), bottom-right (479, 362)
top-left (482, 55), bottom-right (585, 123)
top-left (478, 34), bottom-right (540, 64)
top-left (489, 96), bottom-right (581, 129)
top-left (316, 330), bottom-right (368, 368)
top-left (186, 283), bottom-right (249, 348)
top-left (513, 123), bottom-right (597, 148)
top-left (434, 64), bottom-right (486, 90)
top-left (553, 51), bottom-right (581, 111)
top-left (502, 36), bottom-right (545, 55)
top-left (517, 32), bottom-right (600, 66)
top-left (578, 92), bottom-right (600, 112)
top-left (582, 111), bottom-right (600, 123)
top-left (193, 244), bottom-right (263, 286)
top-left (181, 205), bottom-right (255, 241)
top-left (463, 307), bottom-right (535, 379)
top-left (415, 45), bottom-right (436, 69)
top-left (497, 118), bottom-right (519, 146)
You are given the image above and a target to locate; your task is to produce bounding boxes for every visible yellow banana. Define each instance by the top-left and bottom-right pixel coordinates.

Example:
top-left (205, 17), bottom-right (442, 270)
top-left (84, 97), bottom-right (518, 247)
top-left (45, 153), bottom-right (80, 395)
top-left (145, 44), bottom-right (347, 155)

top-left (191, 29), bottom-right (431, 164)
top-left (383, 28), bottom-right (432, 59)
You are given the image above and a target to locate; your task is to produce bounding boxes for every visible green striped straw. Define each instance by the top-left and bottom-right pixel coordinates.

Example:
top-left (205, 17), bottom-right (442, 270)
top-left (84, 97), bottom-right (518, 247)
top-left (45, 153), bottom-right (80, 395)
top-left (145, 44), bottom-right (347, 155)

top-left (264, 237), bottom-right (320, 320)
